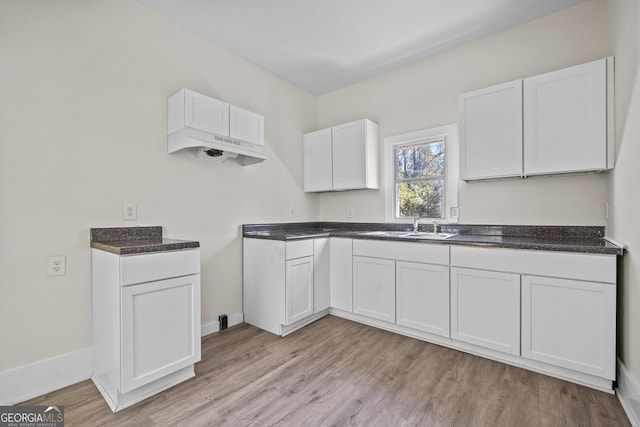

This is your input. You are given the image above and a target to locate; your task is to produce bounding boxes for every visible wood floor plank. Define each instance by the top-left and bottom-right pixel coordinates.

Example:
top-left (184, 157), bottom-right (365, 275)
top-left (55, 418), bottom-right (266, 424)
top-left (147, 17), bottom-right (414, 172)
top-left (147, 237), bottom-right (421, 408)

top-left (21, 315), bottom-right (630, 426)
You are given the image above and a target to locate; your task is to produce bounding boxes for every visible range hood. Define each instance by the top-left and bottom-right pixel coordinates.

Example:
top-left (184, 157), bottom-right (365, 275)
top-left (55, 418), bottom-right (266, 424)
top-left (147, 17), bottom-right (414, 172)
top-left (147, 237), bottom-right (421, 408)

top-left (168, 89), bottom-right (266, 166)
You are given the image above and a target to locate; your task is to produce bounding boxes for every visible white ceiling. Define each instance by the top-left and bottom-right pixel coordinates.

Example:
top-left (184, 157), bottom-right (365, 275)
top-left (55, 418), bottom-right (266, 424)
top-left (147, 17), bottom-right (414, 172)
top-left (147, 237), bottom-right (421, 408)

top-left (138, 0), bottom-right (587, 95)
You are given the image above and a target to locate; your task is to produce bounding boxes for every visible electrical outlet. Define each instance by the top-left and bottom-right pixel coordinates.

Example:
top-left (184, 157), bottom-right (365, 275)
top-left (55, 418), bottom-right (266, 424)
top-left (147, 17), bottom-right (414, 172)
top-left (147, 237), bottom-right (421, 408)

top-left (289, 208), bottom-right (295, 218)
top-left (123, 202), bottom-right (137, 221)
top-left (451, 207), bottom-right (460, 219)
top-left (347, 208), bottom-right (354, 218)
top-left (48, 255), bottom-right (66, 276)
top-left (605, 202), bottom-right (610, 220)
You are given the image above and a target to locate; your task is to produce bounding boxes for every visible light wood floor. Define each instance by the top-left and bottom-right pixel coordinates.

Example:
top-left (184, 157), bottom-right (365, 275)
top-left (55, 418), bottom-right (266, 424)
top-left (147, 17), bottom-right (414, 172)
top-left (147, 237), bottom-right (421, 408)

top-left (24, 315), bottom-right (630, 426)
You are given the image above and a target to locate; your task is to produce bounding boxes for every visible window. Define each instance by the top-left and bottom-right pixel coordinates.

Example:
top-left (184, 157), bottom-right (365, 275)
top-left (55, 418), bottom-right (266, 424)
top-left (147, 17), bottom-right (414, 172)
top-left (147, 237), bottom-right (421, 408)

top-left (384, 124), bottom-right (458, 223)
top-left (395, 138), bottom-right (445, 218)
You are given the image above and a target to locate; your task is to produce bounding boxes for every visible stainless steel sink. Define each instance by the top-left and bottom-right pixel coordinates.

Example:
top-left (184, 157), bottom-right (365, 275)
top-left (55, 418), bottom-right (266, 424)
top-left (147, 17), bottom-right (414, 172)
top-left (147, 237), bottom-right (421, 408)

top-left (362, 230), bottom-right (457, 240)
top-left (399, 232), bottom-right (457, 240)
top-left (362, 231), bottom-right (411, 237)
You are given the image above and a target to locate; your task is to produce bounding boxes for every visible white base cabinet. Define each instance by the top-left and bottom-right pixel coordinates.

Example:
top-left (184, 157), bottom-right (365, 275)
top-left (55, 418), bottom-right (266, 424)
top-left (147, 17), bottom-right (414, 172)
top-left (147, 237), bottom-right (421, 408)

top-left (396, 261), bottom-right (450, 337)
top-left (451, 267), bottom-right (520, 355)
top-left (243, 238), bottom-right (328, 336)
top-left (353, 256), bottom-right (396, 323)
top-left (92, 248), bottom-right (201, 412)
top-left (521, 275), bottom-right (616, 379)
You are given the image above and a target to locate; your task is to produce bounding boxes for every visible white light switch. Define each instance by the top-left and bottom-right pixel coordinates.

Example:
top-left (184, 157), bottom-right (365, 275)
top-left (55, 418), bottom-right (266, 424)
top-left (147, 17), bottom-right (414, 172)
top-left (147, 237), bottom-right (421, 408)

top-left (123, 202), bottom-right (137, 221)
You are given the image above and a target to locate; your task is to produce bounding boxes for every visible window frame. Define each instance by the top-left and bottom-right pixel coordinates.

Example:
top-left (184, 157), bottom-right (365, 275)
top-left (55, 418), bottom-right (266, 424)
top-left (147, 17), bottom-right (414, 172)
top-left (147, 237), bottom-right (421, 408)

top-left (384, 124), bottom-right (459, 224)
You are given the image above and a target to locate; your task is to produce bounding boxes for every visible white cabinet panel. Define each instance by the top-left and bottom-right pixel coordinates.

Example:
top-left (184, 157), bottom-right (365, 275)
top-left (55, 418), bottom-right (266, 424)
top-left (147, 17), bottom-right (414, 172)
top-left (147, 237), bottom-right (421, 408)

top-left (120, 249), bottom-right (200, 286)
top-left (522, 275), bottom-right (616, 379)
top-left (286, 239), bottom-right (313, 260)
top-left (313, 238), bottom-right (331, 313)
top-left (183, 89), bottom-right (229, 136)
top-left (353, 256), bottom-right (395, 322)
top-left (285, 256), bottom-right (314, 325)
top-left (353, 239), bottom-right (449, 265)
top-left (451, 267), bottom-right (520, 355)
top-left (459, 80), bottom-right (523, 180)
top-left (524, 59), bottom-right (607, 175)
top-left (396, 261), bottom-right (450, 337)
top-left (230, 105), bottom-right (264, 146)
top-left (330, 238), bottom-right (353, 312)
top-left (303, 128), bottom-right (333, 192)
top-left (121, 274), bottom-right (200, 394)
top-left (332, 120), bottom-right (368, 190)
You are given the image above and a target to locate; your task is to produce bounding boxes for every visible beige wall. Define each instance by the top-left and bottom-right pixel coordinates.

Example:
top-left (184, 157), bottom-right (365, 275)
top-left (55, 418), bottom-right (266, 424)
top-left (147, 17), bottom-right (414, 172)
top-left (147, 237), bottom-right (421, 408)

top-left (608, 0), bottom-right (640, 389)
top-left (0, 0), bottom-right (318, 370)
top-left (317, 0), bottom-right (611, 225)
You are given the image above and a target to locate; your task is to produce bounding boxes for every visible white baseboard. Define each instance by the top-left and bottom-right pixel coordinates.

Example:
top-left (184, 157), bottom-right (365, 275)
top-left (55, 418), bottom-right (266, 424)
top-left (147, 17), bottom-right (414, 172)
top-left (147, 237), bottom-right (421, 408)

top-left (0, 348), bottom-right (92, 405)
top-left (201, 312), bottom-right (244, 337)
top-left (618, 358), bottom-right (640, 427)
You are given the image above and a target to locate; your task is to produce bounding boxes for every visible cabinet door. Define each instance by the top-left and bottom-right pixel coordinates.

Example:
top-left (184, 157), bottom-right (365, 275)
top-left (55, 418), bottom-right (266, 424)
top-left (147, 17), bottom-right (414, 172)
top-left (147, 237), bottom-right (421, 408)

top-left (451, 267), bottom-right (520, 355)
top-left (459, 80), bottom-right (523, 180)
top-left (522, 275), bottom-right (616, 379)
top-left (184, 89), bottom-right (229, 136)
top-left (230, 105), bottom-right (264, 146)
top-left (121, 274), bottom-right (200, 393)
top-left (396, 261), bottom-right (450, 337)
top-left (332, 120), bottom-right (368, 190)
top-left (353, 256), bottom-right (395, 322)
top-left (330, 238), bottom-right (353, 312)
top-left (285, 256), bottom-right (314, 325)
top-left (303, 128), bottom-right (333, 192)
top-left (523, 58), bottom-right (606, 175)
top-left (313, 238), bottom-right (330, 313)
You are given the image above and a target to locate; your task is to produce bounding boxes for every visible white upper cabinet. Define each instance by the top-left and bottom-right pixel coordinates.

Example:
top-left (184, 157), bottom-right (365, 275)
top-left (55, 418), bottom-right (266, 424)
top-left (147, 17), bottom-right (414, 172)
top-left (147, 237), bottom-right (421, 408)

top-left (303, 128), bottom-right (333, 192)
top-left (459, 80), bottom-right (523, 180)
top-left (303, 119), bottom-right (379, 192)
top-left (168, 89), bottom-right (265, 165)
top-left (523, 59), bottom-right (607, 175)
top-left (230, 105), bottom-right (264, 146)
top-left (180, 89), bottom-right (229, 136)
top-left (458, 57), bottom-right (613, 180)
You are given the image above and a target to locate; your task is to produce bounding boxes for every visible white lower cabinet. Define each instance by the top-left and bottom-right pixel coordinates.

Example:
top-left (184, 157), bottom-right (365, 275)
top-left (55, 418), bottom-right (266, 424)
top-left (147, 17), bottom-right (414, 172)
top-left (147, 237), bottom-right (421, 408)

top-left (353, 256), bottom-right (396, 322)
top-left (396, 261), bottom-right (450, 337)
top-left (92, 248), bottom-right (201, 412)
top-left (285, 256), bottom-right (314, 324)
top-left (121, 275), bottom-right (201, 394)
top-left (521, 275), bottom-right (616, 379)
top-left (451, 267), bottom-right (521, 355)
top-left (329, 238), bottom-right (353, 312)
top-left (243, 238), bottom-right (328, 336)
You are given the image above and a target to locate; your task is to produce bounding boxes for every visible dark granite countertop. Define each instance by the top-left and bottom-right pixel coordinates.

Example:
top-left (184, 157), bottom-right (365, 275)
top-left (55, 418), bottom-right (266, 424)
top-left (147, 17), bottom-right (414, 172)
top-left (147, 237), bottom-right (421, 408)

top-left (90, 226), bottom-right (200, 255)
top-left (243, 222), bottom-right (624, 255)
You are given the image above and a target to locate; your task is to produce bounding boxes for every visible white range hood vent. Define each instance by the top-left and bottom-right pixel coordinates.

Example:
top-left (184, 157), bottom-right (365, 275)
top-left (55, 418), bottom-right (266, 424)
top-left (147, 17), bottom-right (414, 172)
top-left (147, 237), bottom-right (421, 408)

top-left (168, 89), bottom-right (266, 166)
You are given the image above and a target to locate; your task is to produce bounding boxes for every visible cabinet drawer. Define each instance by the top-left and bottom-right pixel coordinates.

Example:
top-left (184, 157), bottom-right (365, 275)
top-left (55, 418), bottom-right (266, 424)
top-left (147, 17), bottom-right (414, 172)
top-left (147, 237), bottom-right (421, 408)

top-left (121, 249), bottom-right (200, 286)
top-left (286, 240), bottom-right (313, 260)
top-left (450, 246), bottom-right (615, 283)
top-left (353, 239), bottom-right (449, 265)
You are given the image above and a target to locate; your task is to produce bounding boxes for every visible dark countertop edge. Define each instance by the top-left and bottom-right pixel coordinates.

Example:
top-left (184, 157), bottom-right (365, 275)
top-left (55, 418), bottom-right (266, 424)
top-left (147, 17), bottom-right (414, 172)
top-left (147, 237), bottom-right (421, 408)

top-left (90, 240), bottom-right (200, 255)
top-left (242, 223), bottom-right (623, 256)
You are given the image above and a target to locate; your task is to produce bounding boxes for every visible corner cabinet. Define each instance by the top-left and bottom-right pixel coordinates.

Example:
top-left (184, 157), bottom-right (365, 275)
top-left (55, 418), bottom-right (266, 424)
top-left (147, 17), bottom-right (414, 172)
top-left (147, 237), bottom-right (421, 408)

top-left (459, 57), bottom-right (613, 180)
top-left (303, 119), bottom-right (379, 192)
top-left (243, 238), bottom-right (329, 336)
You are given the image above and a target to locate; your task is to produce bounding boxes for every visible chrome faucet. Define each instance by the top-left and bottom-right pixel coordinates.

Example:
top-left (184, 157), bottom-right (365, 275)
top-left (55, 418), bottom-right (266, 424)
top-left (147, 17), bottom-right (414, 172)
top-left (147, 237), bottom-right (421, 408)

top-left (432, 220), bottom-right (440, 234)
top-left (413, 214), bottom-right (420, 232)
